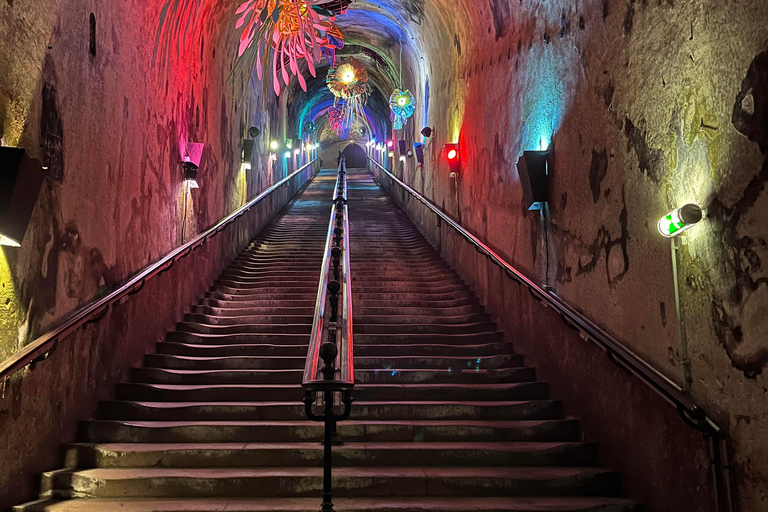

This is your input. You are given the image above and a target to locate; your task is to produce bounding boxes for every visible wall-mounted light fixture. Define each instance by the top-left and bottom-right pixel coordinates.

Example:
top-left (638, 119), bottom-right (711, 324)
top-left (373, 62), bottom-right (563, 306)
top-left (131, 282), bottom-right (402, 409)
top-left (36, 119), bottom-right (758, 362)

top-left (270, 140), bottom-right (280, 151)
top-left (421, 127), bottom-right (433, 138)
top-left (248, 127), bottom-right (261, 138)
top-left (399, 155), bottom-right (406, 162)
top-left (413, 143), bottom-right (425, 166)
top-left (0, 147), bottom-right (47, 247)
top-left (658, 204), bottom-right (703, 238)
top-left (516, 150), bottom-right (550, 211)
top-left (388, 151), bottom-right (395, 158)
top-left (284, 151), bottom-right (291, 159)
top-left (180, 142), bottom-right (204, 190)
top-left (387, 140), bottom-right (394, 149)
top-left (285, 140), bottom-right (293, 150)
top-left (444, 143), bottom-right (460, 177)
top-left (398, 140), bottom-right (407, 154)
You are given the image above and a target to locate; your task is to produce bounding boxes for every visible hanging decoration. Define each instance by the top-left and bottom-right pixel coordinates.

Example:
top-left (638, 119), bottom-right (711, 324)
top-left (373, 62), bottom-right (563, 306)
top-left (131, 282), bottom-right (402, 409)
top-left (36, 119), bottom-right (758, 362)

top-left (326, 105), bottom-right (348, 137)
top-left (389, 89), bottom-right (415, 130)
top-left (234, 0), bottom-right (345, 96)
top-left (326, 57), bottom-right (370, 129)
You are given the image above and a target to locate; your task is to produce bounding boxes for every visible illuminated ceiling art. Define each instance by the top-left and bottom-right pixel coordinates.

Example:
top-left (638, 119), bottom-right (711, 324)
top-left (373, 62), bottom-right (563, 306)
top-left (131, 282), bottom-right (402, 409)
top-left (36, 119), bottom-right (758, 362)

top-left (326, 57), bottom-right (370, 128)
top-left (235, 0), bottom-right (345, 95)
top-left (389, 88), bottom-right (415, 130)
top-left (327, 105), bottom-right (348, 137)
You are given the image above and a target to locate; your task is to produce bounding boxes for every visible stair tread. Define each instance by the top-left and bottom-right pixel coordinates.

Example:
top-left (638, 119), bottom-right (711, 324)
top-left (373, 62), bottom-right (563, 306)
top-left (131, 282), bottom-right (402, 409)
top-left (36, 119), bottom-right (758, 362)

top-left (15, 497), bottom-right (642, 512)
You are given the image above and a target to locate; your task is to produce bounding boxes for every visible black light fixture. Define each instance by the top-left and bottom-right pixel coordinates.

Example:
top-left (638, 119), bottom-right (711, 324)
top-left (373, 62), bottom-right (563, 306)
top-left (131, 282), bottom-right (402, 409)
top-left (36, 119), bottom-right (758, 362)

top-left (0, 147), bottom-right (47, 247)
top-left (421, 127), bottom-right (434, 138)
top-left (248, 126), bottom-right (261, 139)
top-left (242, 140), bottom-right (255, 164)
top-left (516, 150), bottom-right (551, 210)
top-left (398, 140), bottom-right (407, 154)
top-left (413, 143), bottom-right (425, 165)
top-left (180, 142), bottom-right (204, 189)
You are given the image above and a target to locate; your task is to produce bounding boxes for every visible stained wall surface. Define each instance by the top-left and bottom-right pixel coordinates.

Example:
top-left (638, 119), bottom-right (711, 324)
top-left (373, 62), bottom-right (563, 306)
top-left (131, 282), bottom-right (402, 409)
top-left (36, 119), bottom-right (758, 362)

top-left (0, 0), bottom-right (310, 506)
top-left (375, 1), bottom-right (768, 511)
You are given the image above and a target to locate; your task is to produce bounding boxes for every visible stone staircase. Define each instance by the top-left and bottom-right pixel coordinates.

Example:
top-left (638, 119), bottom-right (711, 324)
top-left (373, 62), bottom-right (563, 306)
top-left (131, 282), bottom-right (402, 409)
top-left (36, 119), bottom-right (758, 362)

top-left (14, 167), bottom-right (643, 511)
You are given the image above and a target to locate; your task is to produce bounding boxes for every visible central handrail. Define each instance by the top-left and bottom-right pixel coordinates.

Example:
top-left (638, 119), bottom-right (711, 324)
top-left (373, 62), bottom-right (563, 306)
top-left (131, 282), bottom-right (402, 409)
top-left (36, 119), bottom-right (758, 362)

top-left (303, 160), bottom-right (354, 391)
top-left (0, 159), bottom-right (318, 385)
top-left (368, 156), bottom-right (734, 512)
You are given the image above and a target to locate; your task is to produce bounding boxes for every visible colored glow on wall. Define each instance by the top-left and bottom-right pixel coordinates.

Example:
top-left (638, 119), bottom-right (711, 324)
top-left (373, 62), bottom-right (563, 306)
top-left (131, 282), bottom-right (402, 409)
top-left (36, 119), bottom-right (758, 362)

top-left (519, 45), bottom-right (568, 159)
top-left (270, 140), bottom-right (279, 150)
top-left (0, 248), bottom-right (20, 361)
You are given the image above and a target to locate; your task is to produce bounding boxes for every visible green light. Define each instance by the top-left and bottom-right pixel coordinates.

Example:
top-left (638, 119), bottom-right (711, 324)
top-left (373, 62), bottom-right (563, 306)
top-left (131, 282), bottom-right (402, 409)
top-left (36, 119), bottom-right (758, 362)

top-left (657, 204), bottom-right (703, 238)
top-left (286, 141), bottom-right (292, 149)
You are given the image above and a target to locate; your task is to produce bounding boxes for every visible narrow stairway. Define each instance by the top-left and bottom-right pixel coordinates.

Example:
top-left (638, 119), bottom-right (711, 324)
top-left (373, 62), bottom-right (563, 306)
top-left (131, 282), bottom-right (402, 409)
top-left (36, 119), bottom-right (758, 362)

top-left (15, 167), bottom-right (643, 512)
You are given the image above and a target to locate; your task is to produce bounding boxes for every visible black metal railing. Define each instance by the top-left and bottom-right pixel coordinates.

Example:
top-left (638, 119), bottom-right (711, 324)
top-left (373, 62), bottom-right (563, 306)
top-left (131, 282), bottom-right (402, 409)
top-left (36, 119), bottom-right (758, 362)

top-left (303, 159), bottom-right (354, 512)
top-left (0, 159), bottom-right (319, 385)
top-left (368, 156), bottom-right (735, 512)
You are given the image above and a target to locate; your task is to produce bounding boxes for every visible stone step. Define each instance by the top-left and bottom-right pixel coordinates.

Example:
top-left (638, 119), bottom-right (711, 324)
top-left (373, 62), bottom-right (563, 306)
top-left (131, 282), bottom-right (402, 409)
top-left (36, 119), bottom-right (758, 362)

top-left (354, 331), bottom-right (504, 344)
top-left (155, 342), bottom-right (308, 358)
top-left (354, 322), bottom-right (498, 335)
top-left (114, 382), bottom-right (548, 402)
top-left (182, 314), bottom-right (315, 326)
top-left (61, 441), bottom-right (597, 469)
top-left (131, 366), bottom-right (536, 385)
top-left (15, 496), bottom-right (643, 512)
top-left (355, 353), bottom-right (525, 369)
top-left (144, 354), bottom-right (306, 370)
top-left (82, 419), bottom-right (582, 443)
top-left (167, 332), bottom-right (310, 345)
top-left (40, 466), bottom-right (622, 499)
top-left (96, 400), bottom-right (561, 421)
top-left (190, 306), bottom-right (315, 317)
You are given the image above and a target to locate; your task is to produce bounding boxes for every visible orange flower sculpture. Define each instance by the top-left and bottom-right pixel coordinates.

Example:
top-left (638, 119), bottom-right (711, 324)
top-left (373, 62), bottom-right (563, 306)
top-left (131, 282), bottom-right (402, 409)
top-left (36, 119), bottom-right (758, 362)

top-left (235, 0), bottom-right (345, 95)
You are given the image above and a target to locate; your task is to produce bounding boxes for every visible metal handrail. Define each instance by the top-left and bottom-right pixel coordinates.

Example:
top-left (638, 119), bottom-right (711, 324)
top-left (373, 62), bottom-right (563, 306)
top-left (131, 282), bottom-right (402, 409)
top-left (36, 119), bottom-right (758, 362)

top-left (368, 156), bottom-right (734, 511)
top-left (0, 159), bottom-right (318, 385)
top-left (303, 160), bottom-right (354, 391)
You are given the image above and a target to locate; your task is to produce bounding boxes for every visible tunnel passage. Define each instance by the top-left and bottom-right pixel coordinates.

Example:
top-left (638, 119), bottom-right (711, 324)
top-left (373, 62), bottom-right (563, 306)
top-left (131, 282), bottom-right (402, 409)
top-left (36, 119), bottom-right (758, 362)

top-left (340, 143), bottom-right (367, 168)
top-left (1, 0), bottom-right (768, 511)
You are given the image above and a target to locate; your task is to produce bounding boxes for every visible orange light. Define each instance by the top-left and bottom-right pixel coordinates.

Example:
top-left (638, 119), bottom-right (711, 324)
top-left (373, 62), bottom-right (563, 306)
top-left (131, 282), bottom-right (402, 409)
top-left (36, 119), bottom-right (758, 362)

top-left (447, 149), bottom-right (457, 160)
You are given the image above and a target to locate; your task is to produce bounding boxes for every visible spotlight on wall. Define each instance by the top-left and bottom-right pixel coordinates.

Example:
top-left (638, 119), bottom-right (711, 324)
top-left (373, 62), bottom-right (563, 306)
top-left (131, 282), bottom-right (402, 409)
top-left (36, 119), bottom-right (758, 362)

top-left (516, 150), bottom-right (550, 211)
top-left (284, 151), bottom-right (291, 159)
top-left (248, 127), bottom-right (261, 138)
top-left (413, 143), bottom-right (425, 165)
top-left (294, 149), bottom-right (300, 155)
top-left (399, 155), bottom-right (406, 162)
top-left (180, 142), bottom-right (204, 189)
top-left (0, 147), bottom-right (46, 247)
top-left (270, 140), bottom-right (279, 151)
top-left (658, 204), bottom-right (703, 238)
top-left (286, 140), bottom-right (292, 149)
top-left (388, 151), bottom-right (395, 158)
top-left (387, 140), bottom-right (394, 149)
top-left (421, 127), bottom-right (433, 138)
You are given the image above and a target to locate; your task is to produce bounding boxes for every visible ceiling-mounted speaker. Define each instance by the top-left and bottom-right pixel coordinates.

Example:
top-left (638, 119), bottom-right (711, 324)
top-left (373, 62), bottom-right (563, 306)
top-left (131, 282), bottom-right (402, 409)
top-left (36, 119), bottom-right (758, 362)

top-left (0, 147), bottom-right (47, 247)
top-left (398, 140), bottom-right (407, 154)
top-left (516, 150), bottom-right (550, 211)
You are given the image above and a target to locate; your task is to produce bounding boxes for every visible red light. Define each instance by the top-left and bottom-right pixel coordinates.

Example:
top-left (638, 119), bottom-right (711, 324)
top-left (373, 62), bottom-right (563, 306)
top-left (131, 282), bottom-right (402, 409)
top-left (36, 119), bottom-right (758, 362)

top-left (447, 149), bottom-right (458, 160)
top-left (387, 140), bottom-right (394, 148)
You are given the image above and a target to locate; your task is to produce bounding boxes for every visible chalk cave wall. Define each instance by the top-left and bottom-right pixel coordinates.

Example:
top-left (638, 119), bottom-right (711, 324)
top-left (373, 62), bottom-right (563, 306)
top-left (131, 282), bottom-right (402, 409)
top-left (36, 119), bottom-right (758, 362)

top-left (0, 0), bottom-right (294, 506)
top-left (393, 0), bottom-right (768, 510)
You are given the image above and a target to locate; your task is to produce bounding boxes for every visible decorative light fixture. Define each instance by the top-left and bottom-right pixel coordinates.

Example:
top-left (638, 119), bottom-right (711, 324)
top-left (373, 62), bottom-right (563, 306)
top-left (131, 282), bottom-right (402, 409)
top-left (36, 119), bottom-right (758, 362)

top-left (387, 140), bottom-right (394, 148)
top-left (399, 155), bottom-right (406, 162)
top-left (516, 150), bottom-right (550, 211)
top-left (389, 89), bottom-right (416, 130)
top-left (658, 204), bottom-right (703, 238)
top-left (326, 57), bottom-right (370, 127)
top-left (233, 0), bottom-right (344, 95)
top-left (388, 151), bottom-right (395, 158)
top-left (180, 142), bottom-right (204, 189)
top-left (248, 126), bottom-right (261, 138)
top-left (413, 143), bottom-right (424, 165)
top-left (444, 143), bottom-right (460, 177)
top-left (0, 147), bottom-right (46, 247)
top-left (421, 127), bottom-right (433, 138)
top-left (284, 151), bottom-right (291, 159)
top-left (270, 140), bottom-right (279, 151)
top-left (286, 140), bottom-right (292, 149)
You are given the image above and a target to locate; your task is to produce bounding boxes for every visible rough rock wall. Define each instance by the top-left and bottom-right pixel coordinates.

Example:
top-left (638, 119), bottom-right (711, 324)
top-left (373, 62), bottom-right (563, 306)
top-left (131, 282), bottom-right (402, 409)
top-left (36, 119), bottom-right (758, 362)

top-left (397, 0), bottom-right (768, 510)
top-left (0, 0), bottom-right (301, 506)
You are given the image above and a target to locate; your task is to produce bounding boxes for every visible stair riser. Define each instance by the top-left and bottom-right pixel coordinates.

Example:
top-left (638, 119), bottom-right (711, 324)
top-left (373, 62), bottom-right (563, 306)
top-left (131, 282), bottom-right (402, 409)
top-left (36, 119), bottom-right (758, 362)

top-left (83, 421), bottom-right (582, 443)
top-left (43, 471), bottom-right (622, 499)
